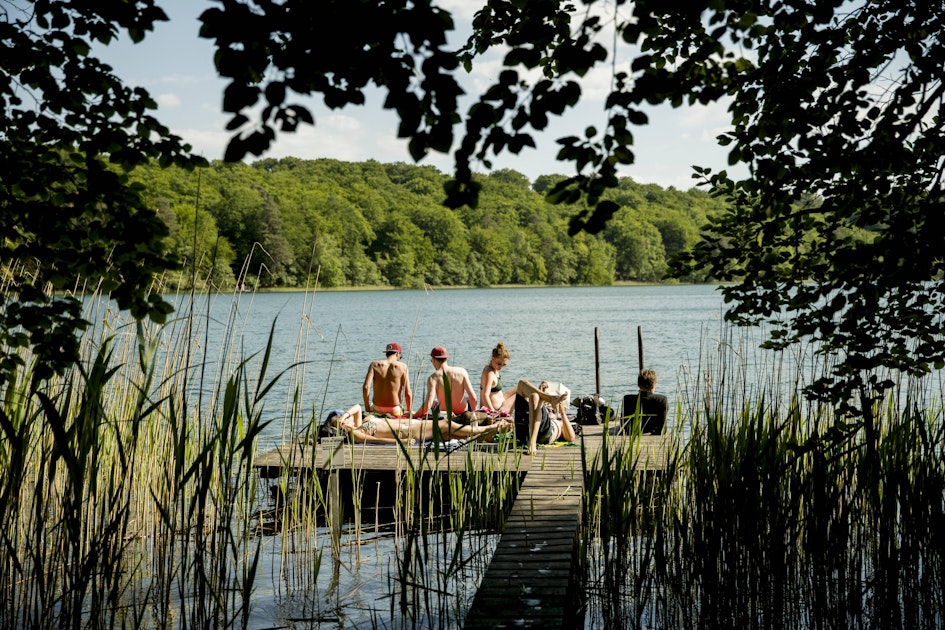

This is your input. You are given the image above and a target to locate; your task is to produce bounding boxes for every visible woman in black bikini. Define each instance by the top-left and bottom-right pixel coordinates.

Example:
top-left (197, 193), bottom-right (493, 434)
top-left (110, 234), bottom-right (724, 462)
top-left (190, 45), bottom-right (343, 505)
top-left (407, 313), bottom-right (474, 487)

top-left (479, 342), bottom-right (570, 417)
top-left (480, 342), bottom-right (518, 413)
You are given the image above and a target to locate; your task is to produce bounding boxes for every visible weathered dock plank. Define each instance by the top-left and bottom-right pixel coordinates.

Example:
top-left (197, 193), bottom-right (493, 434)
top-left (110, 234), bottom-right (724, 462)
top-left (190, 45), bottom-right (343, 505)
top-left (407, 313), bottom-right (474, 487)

top-left (254, 438), bottom-right (526, 477)
top-left (252, 425), bottom-right (670, 628)
top-left (462, 427), bottom-right (669, 630)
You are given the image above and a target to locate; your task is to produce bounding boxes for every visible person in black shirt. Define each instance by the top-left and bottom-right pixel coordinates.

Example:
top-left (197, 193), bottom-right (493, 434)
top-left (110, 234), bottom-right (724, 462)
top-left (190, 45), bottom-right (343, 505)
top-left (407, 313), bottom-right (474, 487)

top-left (621, 369), bottom-right (668, 435)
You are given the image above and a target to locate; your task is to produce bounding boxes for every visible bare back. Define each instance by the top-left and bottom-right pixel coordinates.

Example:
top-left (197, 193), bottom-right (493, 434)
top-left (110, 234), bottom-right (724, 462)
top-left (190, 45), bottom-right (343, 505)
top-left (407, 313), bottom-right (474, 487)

top-left (364, 358), bottom-right (409, 409)
top-left (428, 364), bottom-right (476, 415)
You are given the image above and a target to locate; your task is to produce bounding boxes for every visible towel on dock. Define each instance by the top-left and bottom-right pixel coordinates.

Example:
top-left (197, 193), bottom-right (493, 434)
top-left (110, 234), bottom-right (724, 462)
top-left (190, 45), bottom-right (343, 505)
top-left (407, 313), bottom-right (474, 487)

top-left (424, 439), bottom-right (467, 453)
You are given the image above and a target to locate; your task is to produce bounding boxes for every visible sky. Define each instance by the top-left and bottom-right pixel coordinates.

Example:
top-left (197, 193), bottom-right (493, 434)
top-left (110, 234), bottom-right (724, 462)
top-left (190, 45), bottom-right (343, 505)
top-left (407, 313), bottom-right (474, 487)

top-left (98, 0), bottom-right (745, 191)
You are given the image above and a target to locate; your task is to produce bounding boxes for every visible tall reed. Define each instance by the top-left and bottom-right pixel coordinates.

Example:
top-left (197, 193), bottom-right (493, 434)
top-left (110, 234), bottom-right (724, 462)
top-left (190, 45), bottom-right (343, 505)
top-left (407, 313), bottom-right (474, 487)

top-left (0, 275), bottom-right (299, 628)
top-left (582, 325), bottom-right (945, 629)
top-left (384, 405), bottom-right (523, 629)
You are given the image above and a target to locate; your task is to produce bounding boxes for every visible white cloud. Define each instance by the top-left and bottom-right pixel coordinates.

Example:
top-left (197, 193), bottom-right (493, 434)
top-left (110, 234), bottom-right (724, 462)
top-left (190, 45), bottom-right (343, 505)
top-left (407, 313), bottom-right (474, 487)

top-left (170, 127), bottom-right (227, 161)
top-left (153, 73), bottom-right (213, 87)
top-left (199, 100), bottom-right (222, 115)
top-left (691, 99), bottom-right (732, 125)
top-left (156, 93), bottom-right (181, 108)
top-left (436, 0), bottom-right (482, 23)
top-left (320, 113), bottom-right (362, 134)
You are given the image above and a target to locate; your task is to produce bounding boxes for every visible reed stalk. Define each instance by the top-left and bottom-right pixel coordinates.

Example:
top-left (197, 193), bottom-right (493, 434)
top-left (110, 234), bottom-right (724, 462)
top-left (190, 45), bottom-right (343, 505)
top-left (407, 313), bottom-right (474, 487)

top-left (0, 268), bottom-right (302, 628)
top-left (582, 325), bottom-right (945, 629)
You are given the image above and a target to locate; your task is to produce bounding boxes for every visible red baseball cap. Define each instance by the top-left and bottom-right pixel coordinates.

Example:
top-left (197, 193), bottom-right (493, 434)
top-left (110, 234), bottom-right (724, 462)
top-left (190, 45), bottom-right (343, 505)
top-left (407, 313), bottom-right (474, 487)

top-left (386, 342), bottom-right (402, 353)
top-left (430, 346), bottom-right (448, 359)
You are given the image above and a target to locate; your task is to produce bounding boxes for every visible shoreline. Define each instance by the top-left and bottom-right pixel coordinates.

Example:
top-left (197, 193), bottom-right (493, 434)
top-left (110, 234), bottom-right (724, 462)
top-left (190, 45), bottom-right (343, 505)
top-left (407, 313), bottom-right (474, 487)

top-left (225, 280), bottom-right (692, 295)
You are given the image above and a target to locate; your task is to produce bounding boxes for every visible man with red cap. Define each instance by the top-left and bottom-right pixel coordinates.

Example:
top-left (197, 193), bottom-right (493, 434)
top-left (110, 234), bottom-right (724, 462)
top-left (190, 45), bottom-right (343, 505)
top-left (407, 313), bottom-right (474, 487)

top-left (413, 346), bottom-right (478, 419)
top-left (362, 342), bottom-right (412, 417)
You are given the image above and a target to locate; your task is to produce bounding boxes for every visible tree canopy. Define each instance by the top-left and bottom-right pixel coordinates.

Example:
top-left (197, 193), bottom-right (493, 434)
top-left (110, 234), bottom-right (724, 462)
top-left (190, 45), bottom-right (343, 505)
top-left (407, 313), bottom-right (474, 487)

top-left (5, 1), bottom-right (945, 412)
top-left (1, 1), bottom-right (202, 385)
top-left (133, 157), bottom-right (718, 290)
top-left (200, 0), bottom-right (945, 410)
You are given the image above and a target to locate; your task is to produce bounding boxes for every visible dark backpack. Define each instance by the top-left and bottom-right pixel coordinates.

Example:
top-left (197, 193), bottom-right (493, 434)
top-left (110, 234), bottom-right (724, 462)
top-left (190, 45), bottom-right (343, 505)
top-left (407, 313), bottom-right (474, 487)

top-left (573, 395), bottom-right (616, 425)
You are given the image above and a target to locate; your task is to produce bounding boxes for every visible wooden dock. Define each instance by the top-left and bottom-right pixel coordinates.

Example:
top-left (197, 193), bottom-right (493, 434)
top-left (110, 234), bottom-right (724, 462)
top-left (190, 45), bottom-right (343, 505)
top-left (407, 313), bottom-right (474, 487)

top-left (253, 424), bottom-right (669, 629)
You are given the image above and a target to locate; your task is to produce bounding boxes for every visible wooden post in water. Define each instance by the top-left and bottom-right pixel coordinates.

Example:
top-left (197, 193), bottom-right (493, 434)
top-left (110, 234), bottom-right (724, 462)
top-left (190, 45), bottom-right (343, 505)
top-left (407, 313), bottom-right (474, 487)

top-left (325, 443), bottom-right (343, 555)
top-left (637, 326), bottom-right (645, 372)
top-left (594, 327), bottom-right (601, 399)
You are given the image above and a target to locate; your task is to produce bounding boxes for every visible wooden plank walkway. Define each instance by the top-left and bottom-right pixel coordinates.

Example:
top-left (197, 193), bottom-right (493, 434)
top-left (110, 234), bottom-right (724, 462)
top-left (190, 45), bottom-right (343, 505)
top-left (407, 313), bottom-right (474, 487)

top-left (463, 442), bottom-right (586, 629)
top-left (254, 434), bottom-right (526, 477)
top-left (463, 426), bottom-right (667, 629)
top-left (253, 424), bottom-right (669, 629)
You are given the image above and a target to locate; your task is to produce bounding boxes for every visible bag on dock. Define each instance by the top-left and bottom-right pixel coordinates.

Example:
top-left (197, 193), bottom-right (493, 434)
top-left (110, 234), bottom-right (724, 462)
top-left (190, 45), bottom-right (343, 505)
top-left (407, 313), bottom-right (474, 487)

top-left (572, 395), bottom-right (616, 425)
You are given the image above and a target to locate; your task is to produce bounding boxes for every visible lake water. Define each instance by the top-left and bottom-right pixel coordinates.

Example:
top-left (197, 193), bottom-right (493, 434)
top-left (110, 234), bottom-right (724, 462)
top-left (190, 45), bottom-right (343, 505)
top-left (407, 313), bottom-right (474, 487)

top-left (77, 284), bottom-right (943, 628)
top-left (131, 284), bottom-right (737, 447)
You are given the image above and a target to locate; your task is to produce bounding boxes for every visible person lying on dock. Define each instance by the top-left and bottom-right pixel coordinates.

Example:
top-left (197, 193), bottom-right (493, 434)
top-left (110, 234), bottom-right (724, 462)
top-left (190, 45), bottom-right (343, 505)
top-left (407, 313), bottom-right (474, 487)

top-left (362, 341), bottom-right (412, 417)
top-left (413, 346), bottom-right (478, 418)
top-left (321, 404), bottom-right (511, 445)
top-left (479, 342), bottom-right (568, 417)
top-left (514, 381), bottom-right (579, 456)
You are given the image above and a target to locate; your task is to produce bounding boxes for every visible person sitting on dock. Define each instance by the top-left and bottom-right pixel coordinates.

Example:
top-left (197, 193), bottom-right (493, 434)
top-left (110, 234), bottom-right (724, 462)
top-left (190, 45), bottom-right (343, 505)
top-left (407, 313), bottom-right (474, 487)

top-left (515, 381), bottom-right (578, 456)
top-left (619, 368), bottom-right (668, 435)
top-left (322, 404), bottom-right (511, 445)
top-left (362, 341), bottom-right (412, 417)
top-left (479, 342), bottom-right (567, 418)
top-left (479, 342), bottom-right (519, 414)
top-left (413, 346), bottom-right (477, 419)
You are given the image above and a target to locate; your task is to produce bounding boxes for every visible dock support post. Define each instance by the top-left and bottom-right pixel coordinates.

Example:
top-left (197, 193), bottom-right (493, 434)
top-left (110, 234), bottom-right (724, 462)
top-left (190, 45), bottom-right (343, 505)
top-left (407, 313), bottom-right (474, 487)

top-left (594, 327), bottom-right (601, 399)
top-left (325, 443), bottom-right (343, 555)
top-left (637, 325), bottom-right (644, 371)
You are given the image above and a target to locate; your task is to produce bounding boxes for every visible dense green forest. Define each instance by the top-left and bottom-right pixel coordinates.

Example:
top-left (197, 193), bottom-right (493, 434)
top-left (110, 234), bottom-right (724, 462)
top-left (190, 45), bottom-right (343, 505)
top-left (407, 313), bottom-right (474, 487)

top-left (133, 157), bottom-right (726, 291)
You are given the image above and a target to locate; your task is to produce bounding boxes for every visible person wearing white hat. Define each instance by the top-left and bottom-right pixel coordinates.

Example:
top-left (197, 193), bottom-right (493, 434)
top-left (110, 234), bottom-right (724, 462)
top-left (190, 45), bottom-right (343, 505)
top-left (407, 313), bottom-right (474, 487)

top-left (515, 380), bottom-right (578, 456)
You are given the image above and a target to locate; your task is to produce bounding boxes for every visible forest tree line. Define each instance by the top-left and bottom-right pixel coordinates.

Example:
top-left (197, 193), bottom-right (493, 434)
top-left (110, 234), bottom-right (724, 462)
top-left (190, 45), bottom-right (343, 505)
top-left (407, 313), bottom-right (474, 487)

top-left (133, 157), bottom-right (727, 291)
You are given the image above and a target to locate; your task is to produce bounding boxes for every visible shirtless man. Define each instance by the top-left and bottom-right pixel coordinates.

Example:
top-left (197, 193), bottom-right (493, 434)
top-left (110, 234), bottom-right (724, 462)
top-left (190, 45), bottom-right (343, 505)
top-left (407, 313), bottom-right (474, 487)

top-left (413, 346), bottom-right (477, 418)
top-left (362, 342), bottom-right (412, 417)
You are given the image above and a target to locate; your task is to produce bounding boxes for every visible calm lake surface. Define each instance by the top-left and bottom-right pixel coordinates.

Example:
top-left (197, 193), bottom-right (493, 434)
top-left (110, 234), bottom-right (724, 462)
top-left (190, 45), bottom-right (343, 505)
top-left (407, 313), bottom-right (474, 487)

top-left (83, 284), bottom-right (741, 627)
top-left (139, 284), bottom-right (738, 447)
top-left (78, 285), bottom-right (943, 628)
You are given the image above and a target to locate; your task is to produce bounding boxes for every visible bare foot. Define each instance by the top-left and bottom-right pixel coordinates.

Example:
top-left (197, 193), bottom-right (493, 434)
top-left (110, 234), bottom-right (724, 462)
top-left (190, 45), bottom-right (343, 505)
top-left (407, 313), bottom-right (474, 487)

top-left (480, 419), bottom-right (510, 439)
top-left (494, 419), bottom-right (513, 433)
